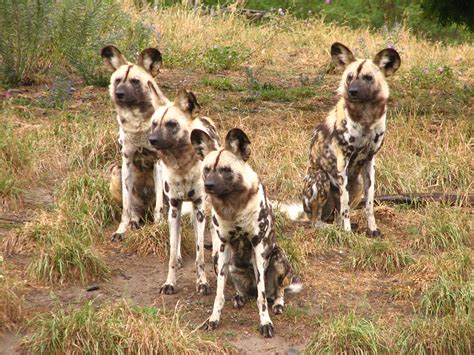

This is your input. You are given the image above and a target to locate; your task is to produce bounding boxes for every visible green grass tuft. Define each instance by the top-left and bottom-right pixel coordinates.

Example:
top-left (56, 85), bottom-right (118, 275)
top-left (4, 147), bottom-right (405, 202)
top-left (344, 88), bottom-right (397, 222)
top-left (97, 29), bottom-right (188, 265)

top-left (350, 240), bottom-right (415, 273)
top-left (22, 300), bottom-right (223, 354)
top-left (395, 315), bottom-right (473, 354)
top-left (201, 76), bottom-right (245, 92)
top-left (306, 312), bottom-right (387, 354)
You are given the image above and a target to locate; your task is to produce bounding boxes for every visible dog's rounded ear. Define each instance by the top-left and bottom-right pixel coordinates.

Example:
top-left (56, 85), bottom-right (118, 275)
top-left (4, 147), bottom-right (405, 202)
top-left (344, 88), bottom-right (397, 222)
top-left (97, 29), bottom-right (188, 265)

top-left (331, 42), bottom-right (356, 69)
top-left (101, 45), bottom-right (128, 71)
top-left (137, 48), bottom-right (162, 77)
top-left (373, 48), bottom-right (401, 77)
top-left (175, 89), bottom-right (201, 117)
top-left (224, 128), bottom-right (251, 162)
top-left (191, 129), bottom-right (217, 160)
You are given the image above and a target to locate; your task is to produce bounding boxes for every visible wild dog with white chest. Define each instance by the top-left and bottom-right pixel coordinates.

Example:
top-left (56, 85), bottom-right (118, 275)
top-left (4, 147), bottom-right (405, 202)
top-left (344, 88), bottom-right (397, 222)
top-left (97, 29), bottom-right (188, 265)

top-left (148, 89), bottom-right (219, 295)
top-left (303, 42), bottom-right (401, 236)
top-left (101, 45), bottom-right (169, 241)
top-left (191, 128), bottom-right (301, 338)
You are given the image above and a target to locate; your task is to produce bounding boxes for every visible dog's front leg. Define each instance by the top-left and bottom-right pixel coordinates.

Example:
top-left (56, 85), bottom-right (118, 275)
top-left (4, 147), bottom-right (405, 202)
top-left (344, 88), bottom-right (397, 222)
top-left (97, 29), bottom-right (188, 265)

top-left (203, 241), bottom-right (230, 330)
top-left (193, 197), bottom-right (210, 295)
top-left (253, 243), bottom-right (274, 338)
top-left (153, 161), bottom-right (164, 222)
top-left (336, 150), bottom-right (351, 232)
top-left (362, 157), bottom-right (381, 237)
top-left (112, 152), bottom-right (135, 241)
top-left (160, 198), bottom-right (182, 295)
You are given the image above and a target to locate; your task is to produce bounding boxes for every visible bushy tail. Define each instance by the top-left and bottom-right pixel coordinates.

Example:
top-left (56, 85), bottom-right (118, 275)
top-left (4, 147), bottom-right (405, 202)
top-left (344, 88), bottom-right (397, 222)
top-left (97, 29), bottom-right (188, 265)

top-left (286, 276), bottom-right (303, 294)
top-left (271, 201), bottom-right (308, 222)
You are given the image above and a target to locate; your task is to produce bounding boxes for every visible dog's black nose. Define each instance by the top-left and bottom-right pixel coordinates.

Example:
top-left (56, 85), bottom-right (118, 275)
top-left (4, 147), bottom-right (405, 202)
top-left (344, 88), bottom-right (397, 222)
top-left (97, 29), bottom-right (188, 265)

top-left (348, 88), bottom-right (358, 97)
top-left (204, 182), bottom-right (215, 192)
top-left (115, 90), bottom-right (125, 100)
top-left (149, 138), bottom-right (159, 146)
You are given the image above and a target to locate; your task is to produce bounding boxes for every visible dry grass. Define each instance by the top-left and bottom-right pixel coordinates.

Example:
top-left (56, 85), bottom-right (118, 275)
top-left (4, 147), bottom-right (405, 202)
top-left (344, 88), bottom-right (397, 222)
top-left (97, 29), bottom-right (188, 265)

top-left (0, 258), bottom-right (24, 331)
top-left (22, 300), bottom-right (223, 354)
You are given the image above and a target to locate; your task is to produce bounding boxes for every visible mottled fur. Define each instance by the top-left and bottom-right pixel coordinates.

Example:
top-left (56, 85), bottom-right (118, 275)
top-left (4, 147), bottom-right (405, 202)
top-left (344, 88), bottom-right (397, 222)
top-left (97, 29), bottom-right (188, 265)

top-left (149, 89), bottom-right (220, 295)
top-left (191, 128), bottom-right (301, 338)
top-left (303, 42), bottom-right (401, 236)
top-left (101, 45), bottom-right (168, 241)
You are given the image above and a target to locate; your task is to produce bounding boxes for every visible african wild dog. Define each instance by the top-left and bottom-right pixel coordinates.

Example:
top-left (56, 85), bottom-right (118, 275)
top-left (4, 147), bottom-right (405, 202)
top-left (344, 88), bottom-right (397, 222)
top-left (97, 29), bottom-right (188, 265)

top-left (191, 128), bottom-right (301, 338)
top-left (148, 89), bottom-right (219, 295)
top-left (303, 42), bottom-right (401, 236)
top-left (102, 45), bottom-right (169, 241)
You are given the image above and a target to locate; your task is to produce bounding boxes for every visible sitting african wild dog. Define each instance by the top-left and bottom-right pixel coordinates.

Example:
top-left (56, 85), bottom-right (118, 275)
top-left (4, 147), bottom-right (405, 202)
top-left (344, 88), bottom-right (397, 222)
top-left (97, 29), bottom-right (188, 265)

top-left (190, 128), bottom-right (301, 338)
top-left (101, 45), bottom-right (169, 241)
top-left (148, 89), bottom-right (219, 295)
top-left (303, 42), bottom-right (401, 236)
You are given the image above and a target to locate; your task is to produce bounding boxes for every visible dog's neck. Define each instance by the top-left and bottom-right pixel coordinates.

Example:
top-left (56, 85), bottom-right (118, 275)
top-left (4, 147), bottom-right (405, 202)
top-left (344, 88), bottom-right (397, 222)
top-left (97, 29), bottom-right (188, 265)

top-left (210, 183), bottom-right (259, 222)
top-left (341, 97), bottom-right (387, 128)
top-left (159, 138), bottom-right (200, 175)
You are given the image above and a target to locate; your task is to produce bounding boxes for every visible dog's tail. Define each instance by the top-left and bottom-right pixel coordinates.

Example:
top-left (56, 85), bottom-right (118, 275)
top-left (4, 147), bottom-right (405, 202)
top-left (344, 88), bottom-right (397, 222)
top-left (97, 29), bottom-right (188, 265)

top-left (286, 275), bottom-right (303, 294)
top-left (271, 200), bottom-right (308, 222)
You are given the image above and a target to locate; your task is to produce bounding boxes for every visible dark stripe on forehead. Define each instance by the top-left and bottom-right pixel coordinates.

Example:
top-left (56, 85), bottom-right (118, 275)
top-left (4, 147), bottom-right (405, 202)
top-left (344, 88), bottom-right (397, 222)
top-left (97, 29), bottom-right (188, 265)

top-left (148, 81), bottom-right (159, 98)
top-left (123, 65), bottom-right (132, 81)
top-left (213, 149), bottom-right (224, 171)
top-left (159, 107), bottom-right (169, 127)
top-left (356, 60), bottom-right (366, 78)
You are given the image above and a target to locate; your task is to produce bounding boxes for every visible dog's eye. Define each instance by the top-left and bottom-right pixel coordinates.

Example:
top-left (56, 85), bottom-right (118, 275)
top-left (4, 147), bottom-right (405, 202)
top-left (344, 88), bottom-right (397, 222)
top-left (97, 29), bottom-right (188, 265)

top-left (219, 166), bottom-right (232, 175)
top-left (203, 166), bottom-right (210, 175)
top-left (151, 121), bottom-right (157, 129)
top-left (130, 78), bottom-right (140, 85)
top-left (346, 73), bottom-right (353, 82)
top-left (114, 78), bottom-right (121, 84)
top-left (165, 120), bottom-right (178, 130)
top-left (363, 74), bottom-right (373, 82)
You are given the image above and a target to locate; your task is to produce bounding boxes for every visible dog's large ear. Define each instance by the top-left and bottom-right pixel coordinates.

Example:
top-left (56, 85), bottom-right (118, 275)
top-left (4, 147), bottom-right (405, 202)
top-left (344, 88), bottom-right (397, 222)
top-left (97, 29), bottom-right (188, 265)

top-left (224, 128), bottom-right (251, 162)
top-left (147, 80), bottom-right (170, 106)
top-left (191, 129), bottom-right (218, 160)
top-left (373, 48), bottom-right (401, 77)
top-left (331, 42), bottom-right (356, 69)
top-left (175, 89), bottom-right (201, 117)
top-left (101, 45), bottom-right (128, 71)
top-left (137, 48), bottom-right (162, 77)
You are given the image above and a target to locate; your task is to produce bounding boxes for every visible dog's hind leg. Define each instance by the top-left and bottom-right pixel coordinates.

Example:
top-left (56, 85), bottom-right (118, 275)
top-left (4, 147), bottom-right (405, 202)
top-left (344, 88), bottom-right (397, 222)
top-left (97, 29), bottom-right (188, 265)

top-left (303, 170), bottom-right (331, 229)
top-left (153, 161), bottom-right (164, 222)
top-left (362, 157), bottom-right (381, 237)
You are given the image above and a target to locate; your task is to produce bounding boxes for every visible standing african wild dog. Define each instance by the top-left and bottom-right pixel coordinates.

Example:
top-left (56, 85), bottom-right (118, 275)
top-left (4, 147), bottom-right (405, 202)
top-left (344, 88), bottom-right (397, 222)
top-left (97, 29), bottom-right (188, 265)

top-left (148, 89), bottom-right (220, 295)
top-left (101, 45), bottom-right (168, 241)
top-left (303, 42), bottom-right (401, 236)
top-left (191, 128), bottom-right (301, 338)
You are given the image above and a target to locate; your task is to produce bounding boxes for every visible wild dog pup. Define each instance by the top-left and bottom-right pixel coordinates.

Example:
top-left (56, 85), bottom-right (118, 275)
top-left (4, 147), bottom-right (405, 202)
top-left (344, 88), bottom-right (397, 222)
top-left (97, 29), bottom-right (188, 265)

top-left (102, 45), bottom-right (169, 241)
top-left (148, 89), bottom-right (219, 295)
top-left (191, 128), bottom-right (301, 338)
top-left (303, 42), bottom-right (401, 236)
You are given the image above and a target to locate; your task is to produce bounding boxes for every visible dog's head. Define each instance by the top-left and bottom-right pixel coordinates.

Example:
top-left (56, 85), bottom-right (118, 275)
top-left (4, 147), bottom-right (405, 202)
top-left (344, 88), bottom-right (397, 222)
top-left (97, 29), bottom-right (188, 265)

top-left (190, 128), bottom-right (258, 198)
top-left (148, 89), bottom-right (200, 151)
top-left (101, 45), bottom-right (167, 111)
top-left (331, 42), bottom-right (401, 103)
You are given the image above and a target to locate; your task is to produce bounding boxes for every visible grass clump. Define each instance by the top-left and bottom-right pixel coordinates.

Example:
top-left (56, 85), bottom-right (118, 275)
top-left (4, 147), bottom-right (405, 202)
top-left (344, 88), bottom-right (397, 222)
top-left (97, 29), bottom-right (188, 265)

top-left (23, 300), bottom-right (223, 354)
top-left (350, 240), bottom-right (415, 273)
top-left (0, 258), bottom-right (24, 330)
top-left (306, 312), bottom-right (387, 354)
top-left (395, 315), bottom-right (473, 354)
top-left (409, 206), bottom-right (472, 251)
top-left (27, 233), bottom-right (109, 284)
top-left (201, 76), bottom-right (245, 91)
top-left (419, 275), bottom-right (473, 317)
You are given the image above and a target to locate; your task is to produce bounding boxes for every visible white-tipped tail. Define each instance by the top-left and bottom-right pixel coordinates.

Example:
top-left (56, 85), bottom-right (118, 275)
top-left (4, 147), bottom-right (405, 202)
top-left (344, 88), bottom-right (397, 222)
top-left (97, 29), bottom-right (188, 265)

top-left (286, 280), bottom-right (303, 294)
top-left (181, 201), bottom-right (194, 215)
top-left (271, 201), bottom-right (308, 222)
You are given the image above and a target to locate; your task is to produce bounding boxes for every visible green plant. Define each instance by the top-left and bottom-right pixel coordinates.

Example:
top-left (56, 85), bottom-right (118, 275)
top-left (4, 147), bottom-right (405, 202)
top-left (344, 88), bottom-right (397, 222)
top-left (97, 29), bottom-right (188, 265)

top-left (306, 312), bottom-right (387, 354)
top-left (201, 76), bottom-right (245, 91)
top-left (23, 300), bottom-right (223, 354)
top-left (201, 45), bottom-right (247, 73)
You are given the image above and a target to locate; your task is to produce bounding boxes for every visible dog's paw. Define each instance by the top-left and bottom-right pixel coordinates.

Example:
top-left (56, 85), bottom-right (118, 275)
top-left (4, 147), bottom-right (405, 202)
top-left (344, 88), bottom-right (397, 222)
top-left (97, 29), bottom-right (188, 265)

top-left (233, 294), bottom-right (246, 309)
top-left (272, 304), bottom-right (284, 315)
top-left (159, 284), bottom-right (176, 295)
top-left (202, 319), bottom-right (219, 331)
top-left (197, 282), bottom-right (211, 295)
top-left (367, 228), bottom-right (382, 238)
top-left (259, 322), bottom-right (275, 338)
top-left (111, 232), bottom-right (125, 242)
top-left (129, 220), bottom-right (140, 230)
